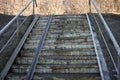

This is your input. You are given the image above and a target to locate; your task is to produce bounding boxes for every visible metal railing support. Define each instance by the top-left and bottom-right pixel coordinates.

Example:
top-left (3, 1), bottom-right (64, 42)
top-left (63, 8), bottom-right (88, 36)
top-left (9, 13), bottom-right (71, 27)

top-left (16, 18), bottom-right (20, 36)
top-left (89, 0), bottom-right (91, 13)
top-left (33, 0), bottom-right (35, 15)
top-left (33, 0), bottom-right (37, 15)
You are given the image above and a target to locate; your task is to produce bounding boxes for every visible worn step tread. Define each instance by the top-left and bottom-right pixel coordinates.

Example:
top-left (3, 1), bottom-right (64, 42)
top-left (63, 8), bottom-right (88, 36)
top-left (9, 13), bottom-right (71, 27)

top-left (7, 73), bottom-right (101, 80)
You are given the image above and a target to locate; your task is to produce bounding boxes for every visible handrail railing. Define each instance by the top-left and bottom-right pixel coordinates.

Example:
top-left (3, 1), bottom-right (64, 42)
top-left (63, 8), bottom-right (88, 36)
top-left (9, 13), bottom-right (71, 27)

top-left (89, 0), bottom-right (120, 79)
top-left (0, 0), bottom-right (37, 35)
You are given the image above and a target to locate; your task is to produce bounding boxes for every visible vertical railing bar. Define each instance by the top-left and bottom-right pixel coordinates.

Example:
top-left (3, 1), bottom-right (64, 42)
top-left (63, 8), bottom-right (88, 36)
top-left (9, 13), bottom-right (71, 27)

top-left (16, 17), bottom-right (19, 36)
top-left (33, 0), bottom-right (35, 15)
top-left (89, 0), bottom-right (91, 13)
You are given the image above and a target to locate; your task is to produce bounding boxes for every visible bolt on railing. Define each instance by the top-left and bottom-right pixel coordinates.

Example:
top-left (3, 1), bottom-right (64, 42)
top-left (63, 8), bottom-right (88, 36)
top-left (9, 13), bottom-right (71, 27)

top-left (89, 0), bottom-right (120, 79)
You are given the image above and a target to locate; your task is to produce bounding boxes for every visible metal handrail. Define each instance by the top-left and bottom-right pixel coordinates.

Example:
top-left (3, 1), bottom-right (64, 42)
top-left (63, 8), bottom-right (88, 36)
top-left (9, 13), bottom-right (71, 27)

top-left (0, 0), bottom-right (37, 35)
top-left (89, 0), bottom-right (120, 79)
top-left (86, 13), bottom-right (110, 80)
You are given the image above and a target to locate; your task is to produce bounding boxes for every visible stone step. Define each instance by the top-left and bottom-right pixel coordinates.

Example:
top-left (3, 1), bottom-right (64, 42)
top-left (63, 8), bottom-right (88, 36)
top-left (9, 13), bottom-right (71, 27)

top-left (28, 36), bottom-right (92, 41)
top-left (19, 55), bottom-right (97, 60)
top-left (37, 18), bottom-right (87, 23)
top-left (11, 64), bottom-right (99, 73)
top-left (23, 43), bottom-right (94, 49)
top-left (26, 38), bottom-right (93, 45)
top-left (25, 39), bottom-right (93, 45)
top-left (53, 15), bottom-right (87, 19)
top-left (15, 56), bottom-right (97, 65)
top-left (27, 37), bottom-right (92, 42)
top-left (20, 49), bottom-right (95, 57)
top-left (30, 31), bottom-right (91, 36)
top-left (6, 73), bottom-right (101, 80)
top-left (31, 28), bottom-right (90, 34)
top-left (29, 32), bottom-right (91, 39)
top-left (35, 22), bottom-right (88, 28)
top-left (35, 23), bottom-right (88, 29)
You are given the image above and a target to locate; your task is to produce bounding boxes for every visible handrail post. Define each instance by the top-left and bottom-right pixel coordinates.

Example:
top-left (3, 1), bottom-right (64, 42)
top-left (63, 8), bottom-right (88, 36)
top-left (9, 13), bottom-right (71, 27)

top-left (89, 0), bottom-right (91, 13)
top-left (33, 0), bottom-right (35, 15)
top-left (16, 17), bottom-right (20, 36)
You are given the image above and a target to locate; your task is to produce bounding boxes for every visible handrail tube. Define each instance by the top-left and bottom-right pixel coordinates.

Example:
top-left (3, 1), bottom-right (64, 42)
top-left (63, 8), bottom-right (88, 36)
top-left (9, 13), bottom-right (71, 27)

top-left (91, 0), bottom-right (120, 56)
top-left (0, 15), bottom-right (29, 55)
top-left (0, 0), bottom-right (33, 35)
top-left (0, 15), bottom-right (39, 80)
top-left (92, 13), bottom-right (118, 73)
top-left (91, 0), bottom-right (120, 79)
top-left (86, 13), bottom-right (111, 80)
top-left (26, 15), bottom-right (52, 80)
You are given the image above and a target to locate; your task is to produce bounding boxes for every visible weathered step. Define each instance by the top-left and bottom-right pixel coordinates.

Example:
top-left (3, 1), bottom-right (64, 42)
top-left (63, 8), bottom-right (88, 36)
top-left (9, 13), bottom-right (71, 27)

top-left (28, 36), bottom-right (92, 41)
top-left (6, 73), bottom-right (101, 80)
top-left (39, 55), bottom-right (97, 59)
top-left (20, 49), bottom-right (95, 57)
top-left (15, 56), bottom-right (97, 65)
top-left (29, 30), bottom-right (90, 36)
top-left (31, 29), bottom-right (90, 35)
top-left (23, 43), bottom-right (94, 49)
top-left (33, 26), bottom-right (90, 31)
top-left (11, 65), bottom-right (99, 73)
top-left (37, 18), bottom-right (87, 24)
top-left (51, 18), bottom-right (87, 21)
top-left (26, 38), bottom-right (93, 45)
top-left (29, 32), bottom-right (91, 39)
top-left (34, 24), bottom-right (89, 29)
top-left (35, 22), bottom-right (88, 29)
top-left (53, 15), bottom-right (87, 19)
top-left (25, 39), bottom-right (93, 46)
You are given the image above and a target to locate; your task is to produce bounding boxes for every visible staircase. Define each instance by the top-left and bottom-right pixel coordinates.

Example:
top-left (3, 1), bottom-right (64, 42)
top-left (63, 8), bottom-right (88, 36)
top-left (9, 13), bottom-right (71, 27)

top-left (4, 14), bottom-right (102, 80)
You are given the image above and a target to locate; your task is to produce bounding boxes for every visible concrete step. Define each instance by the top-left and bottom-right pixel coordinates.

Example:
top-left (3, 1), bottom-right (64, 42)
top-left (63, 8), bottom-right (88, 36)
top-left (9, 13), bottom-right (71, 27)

top-left (29, 32), bottom-right (91, 39)
top-left (20, 49), bottom-right (95, 57)
top-left (23, 43), bottom-right (94, 49)
top-left (26, 38), bottom-right (93, 45)
top-left (11, 65), bottom-right (99, 73)
top-left (31, 29), bottom-right (90, 34)
top-left (28, 36), bottom-right (92, 41)
top-left (15, 56), bottom-right (97, 65)
top-left (34, 24), bottom-right (89, 29)
top-left (6, 73), bottom-right (101, 80)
